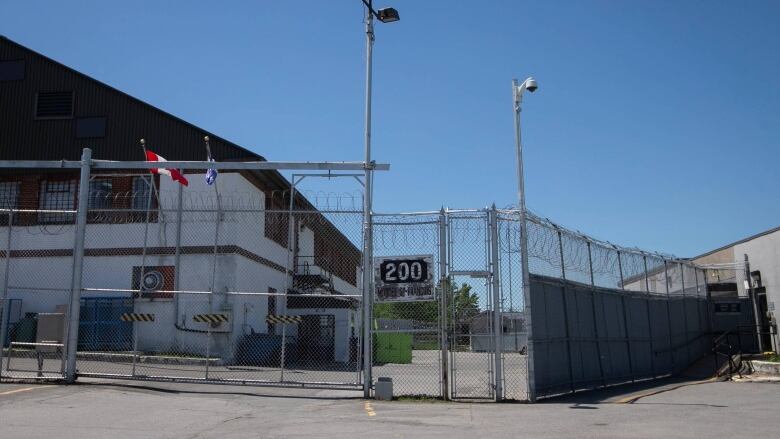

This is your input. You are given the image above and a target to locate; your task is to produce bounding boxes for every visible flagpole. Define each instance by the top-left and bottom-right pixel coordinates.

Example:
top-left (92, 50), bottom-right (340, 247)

top-left (134, 138), bottom-right (155, 375)
top-left (204, 136), bottom-right (221, 306)
top-left (138, 138), bottom-right (153, 289)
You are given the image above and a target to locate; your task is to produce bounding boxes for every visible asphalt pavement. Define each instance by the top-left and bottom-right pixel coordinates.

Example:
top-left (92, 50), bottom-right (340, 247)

top-left (1, 377), bottom-right (778, 438)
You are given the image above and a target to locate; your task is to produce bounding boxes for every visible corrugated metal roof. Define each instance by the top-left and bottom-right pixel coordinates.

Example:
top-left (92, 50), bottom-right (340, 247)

top-left (0, 35), bottom-right (301, 192)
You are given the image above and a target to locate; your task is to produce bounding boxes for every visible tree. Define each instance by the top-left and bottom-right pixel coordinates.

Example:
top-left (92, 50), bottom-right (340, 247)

top-left (373, 281), bottom-right (480, 324)
top-left (451, 282), bottom-right (479, 321)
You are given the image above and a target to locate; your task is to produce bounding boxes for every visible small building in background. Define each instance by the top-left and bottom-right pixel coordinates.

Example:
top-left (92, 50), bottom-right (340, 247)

top-left (693, 226), bottom-right (780, 352)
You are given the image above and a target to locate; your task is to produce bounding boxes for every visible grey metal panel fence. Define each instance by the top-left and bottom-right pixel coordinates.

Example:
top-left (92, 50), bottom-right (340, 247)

top-left (526, 212), bottom-right (711, 399)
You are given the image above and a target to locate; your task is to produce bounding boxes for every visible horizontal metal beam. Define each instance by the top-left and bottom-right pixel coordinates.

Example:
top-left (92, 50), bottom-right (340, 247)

top-left (450, 270), bottom-right (491, 278)
top-left (0, 160), bottom-right (390, 171)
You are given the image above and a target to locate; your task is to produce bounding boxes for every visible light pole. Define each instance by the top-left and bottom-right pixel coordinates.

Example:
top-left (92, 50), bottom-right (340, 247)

top-left (361, 0), bottom-right (399, 399)
top-left (512, 77), bottom-right (537, 401)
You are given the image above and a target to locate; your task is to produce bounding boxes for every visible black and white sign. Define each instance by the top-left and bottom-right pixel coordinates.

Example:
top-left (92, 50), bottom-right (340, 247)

top-left (374, 255), bottom-right (434, 302)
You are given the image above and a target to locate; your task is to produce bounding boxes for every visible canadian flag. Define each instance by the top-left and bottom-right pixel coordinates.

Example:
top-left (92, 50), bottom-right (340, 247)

top-left (145, 150), bottom-right (189, 186)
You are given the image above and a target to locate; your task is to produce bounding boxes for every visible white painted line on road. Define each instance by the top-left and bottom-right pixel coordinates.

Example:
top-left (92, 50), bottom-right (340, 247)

top-left (0, 385), bottom-right (54, 396)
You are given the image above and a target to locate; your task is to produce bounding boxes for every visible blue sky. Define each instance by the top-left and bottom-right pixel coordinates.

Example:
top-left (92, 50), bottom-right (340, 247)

top-left (3, 1), bottom-right (778, 257)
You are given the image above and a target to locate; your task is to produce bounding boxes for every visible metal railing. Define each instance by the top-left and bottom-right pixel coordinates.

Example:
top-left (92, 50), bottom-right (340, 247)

top-left (713, 324), bottom-right (778, 380)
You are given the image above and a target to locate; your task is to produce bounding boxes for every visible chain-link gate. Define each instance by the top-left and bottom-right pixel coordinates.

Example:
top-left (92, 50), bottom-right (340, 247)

top-left (0, 210), bottom-right (71, 381)
top-left (447, 210), bottom-right (497, 399)
top-left (372, 212), bottom-right (445, 397)
top-left (370, 208), bottom-right (529, 401)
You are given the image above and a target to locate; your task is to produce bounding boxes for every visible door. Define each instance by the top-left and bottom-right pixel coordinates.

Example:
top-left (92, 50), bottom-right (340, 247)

top-left (298, 315), bottom-right (335, 364)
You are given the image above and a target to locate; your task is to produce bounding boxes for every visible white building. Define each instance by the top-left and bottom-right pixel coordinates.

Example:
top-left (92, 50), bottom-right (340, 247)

top-left (0, 36), bottom-right (363, 366)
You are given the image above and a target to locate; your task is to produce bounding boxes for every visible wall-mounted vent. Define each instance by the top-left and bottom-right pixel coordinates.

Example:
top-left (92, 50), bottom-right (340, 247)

top-left (35, 91), bottom-right (74, 119)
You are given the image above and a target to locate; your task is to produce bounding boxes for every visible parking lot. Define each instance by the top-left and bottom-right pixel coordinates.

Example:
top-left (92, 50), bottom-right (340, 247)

top-left (1, 378), bottom-right (778, 438)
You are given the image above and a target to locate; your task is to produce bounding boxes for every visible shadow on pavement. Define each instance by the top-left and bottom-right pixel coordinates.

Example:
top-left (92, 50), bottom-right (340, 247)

top-left (540, 354), bottom-right (724, 406)
top-left (74, 379), bottom-right (365, 401)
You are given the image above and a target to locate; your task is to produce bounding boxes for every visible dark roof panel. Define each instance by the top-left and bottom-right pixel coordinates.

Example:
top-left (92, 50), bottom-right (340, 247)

top-left (0, 35), bottom-right (264, 163)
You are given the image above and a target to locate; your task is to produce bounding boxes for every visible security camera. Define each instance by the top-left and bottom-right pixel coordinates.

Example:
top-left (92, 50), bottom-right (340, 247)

top-left (525, 78), bottom-right (538, 92)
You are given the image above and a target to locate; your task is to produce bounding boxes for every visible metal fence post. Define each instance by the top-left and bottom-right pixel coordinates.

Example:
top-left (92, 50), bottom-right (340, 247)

top-left (693, 265), bottom-right (703, 359)
top-left (616, 250), bottom-right (635, 383)
top-left (556, 229), bottom-right (575, 393)
top-left (438, 208), bottom-right (449, 400)
top-left (281, 180), bottom-right (297, 382)
top-left (680, 263), bottom-right (691, 366)
top-left (586, 241), bottom-right (606, 387)
top-left (519, 218), bottom-right (535, 401)
top-left (489, 205), bottom-right (503, 400)
top-left (0, 210), bottom-right (13, 379)
top-left (643, 255), bottom-right (656, 378)
top-left (65, 147), bottom-right (92, 383)
top-left (361, 171), bottom-right (374, 398)
top-left (664, 261), bottom-right (675, 374)
top-left (172, 182), bottom-right (184, 348)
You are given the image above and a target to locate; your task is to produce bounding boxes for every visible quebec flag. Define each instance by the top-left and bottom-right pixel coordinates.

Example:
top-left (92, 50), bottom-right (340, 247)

top-left (206, 158), bottom-right (218, 185)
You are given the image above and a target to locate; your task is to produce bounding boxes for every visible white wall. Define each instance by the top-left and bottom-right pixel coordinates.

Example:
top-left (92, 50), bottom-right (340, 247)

top-left (2, 172), bottom-right (361, 363)
top-left (735, 230), bottom-right (780, 324)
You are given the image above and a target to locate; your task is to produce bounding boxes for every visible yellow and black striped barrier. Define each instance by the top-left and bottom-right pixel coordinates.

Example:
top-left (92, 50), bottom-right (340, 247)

top-left (120, 313), bottom-right (155, 322)
top-left (266, 315), bottom-right (302, 324)
top-left (193, 313), bottom-right (230, 324)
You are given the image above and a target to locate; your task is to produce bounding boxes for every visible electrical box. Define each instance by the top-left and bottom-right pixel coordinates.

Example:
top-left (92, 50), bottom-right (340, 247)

top-left (36, 312), bottom-right (66, 353)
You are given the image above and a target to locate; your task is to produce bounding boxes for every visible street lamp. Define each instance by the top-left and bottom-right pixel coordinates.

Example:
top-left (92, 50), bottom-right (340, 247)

top-left (360, 0), bottom-right (399, 399)
top-left (512, 76), bottom-right (537, 402)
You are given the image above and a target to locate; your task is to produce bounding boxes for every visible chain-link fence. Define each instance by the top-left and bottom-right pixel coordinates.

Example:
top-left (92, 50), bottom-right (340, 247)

top-left (0, 165), bottom-right (367, 389)
top-left (1, 153), bottom-right (715, 403)
top-left (72, 179), bottom-right (366, 388)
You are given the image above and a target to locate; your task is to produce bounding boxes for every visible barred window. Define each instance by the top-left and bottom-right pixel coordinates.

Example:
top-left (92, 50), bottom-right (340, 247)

top-left (0, 181), bottom-right (20, 224)
top-left (38, 180), bottom-right (76, 223)
top-left (130, 175), bottom-right (159, 222)
top-left (0, 181), bottom-right (20, 210)
top-left (88, 179), bottom-right (113, 210)
top-left (131, 176), bottom-right (152, 211)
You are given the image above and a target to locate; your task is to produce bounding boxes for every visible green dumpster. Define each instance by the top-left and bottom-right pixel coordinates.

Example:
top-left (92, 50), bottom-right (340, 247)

top-left (373, 332), bottom-right (412, 364)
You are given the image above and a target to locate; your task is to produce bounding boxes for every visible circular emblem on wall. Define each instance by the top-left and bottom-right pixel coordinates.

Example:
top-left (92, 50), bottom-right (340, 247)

top-left (141, 270), bottom-right (164, 291)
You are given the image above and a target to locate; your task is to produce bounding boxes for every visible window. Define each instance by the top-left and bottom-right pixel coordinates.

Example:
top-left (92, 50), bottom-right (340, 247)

top-left (38, 180), bottom-right (76, 223)
top-left (75, 117), bottom-right (106, 139)
top-left (130, 176), bottom-right (157, 222)
top-left (0, 181), bottom-right (20, 224)
top-left (0, 181), bottom-right (20, 210)
top-left (87, 179), bottom-right (112, 222)
top-left (132, 175), bottom-right (153, 210)
top-left (0, 60), bottom-right (24, 81)
top-left (88, 179), bottom-right (113, 209)
top-left (35, 91), bottom-right (74, 119)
